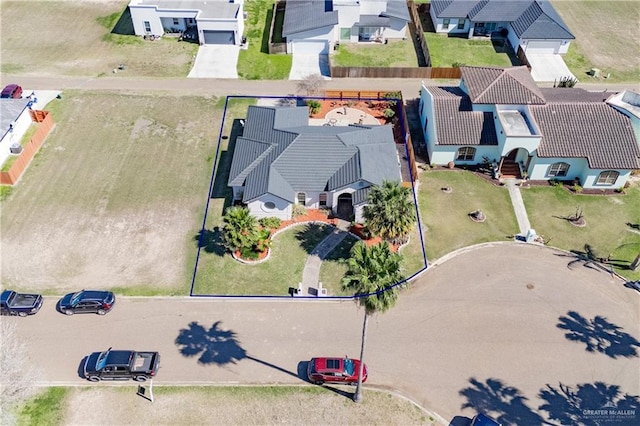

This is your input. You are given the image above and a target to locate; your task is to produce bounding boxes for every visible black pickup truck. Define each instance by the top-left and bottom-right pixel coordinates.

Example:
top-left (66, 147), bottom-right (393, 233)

top-left (84, 348), bottom-right (160, 382)
top-left (0, 290), bottom-right (43, 316)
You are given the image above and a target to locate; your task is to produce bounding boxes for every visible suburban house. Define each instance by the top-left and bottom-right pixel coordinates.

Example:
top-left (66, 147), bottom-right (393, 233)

top-left (607, 90), bottom-right (640, 145)
top-left (282, 0), bottom-right (410, 55)
top-left (0, 98), bottom-right (33, 166)
top-left (419, 66), bottom-right (640, 189)
top-left (128, 0), bottom-right (245, 45)
top-left (228, 105), bottom-right (401, 221)
top-left (429, 0), bottom-right (574, 54)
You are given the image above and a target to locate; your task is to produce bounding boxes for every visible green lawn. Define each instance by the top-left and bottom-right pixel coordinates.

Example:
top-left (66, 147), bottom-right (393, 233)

top-left (331, 40), bottom-right (419, 67)
top-left (424, 33), bottom-right (517, 68)
top-left (522, 184), bottom-right (640, 281)
top-left (237, 0), bottom-right (291, 79)
top-left (418, 170), bottom-right (519, 261)
top-left (17, 387), bottom-right (67, 426)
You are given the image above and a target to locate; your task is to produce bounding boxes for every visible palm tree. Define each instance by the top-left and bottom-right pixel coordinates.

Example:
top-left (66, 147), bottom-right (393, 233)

top-left (221, 206), bottom-right (259, 253)
top-left (342, 241), bottom-right (403, 403)
top-left (364, 180), bottom-right (416, 244)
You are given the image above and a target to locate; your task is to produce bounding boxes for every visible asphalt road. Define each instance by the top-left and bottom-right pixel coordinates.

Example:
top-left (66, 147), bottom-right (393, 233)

top-left (9, 243), bottom-right (639, 424)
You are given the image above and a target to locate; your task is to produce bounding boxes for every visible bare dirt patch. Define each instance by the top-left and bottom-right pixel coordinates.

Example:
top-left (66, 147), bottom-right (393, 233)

top-left (0, 92), bottom-right (221, 293)
top-left (63, 386), bottom-right (434, 425)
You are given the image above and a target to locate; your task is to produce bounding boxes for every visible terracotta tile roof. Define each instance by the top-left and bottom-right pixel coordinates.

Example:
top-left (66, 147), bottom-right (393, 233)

top-left (531, 102), bottom-right (640, 169)
top-left (461, 66), bottom-right (546, 105)
top-left (427, 86), bottom-right (498, 146)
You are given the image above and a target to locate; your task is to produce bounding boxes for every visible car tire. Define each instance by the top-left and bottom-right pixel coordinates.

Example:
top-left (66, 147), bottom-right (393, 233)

top-left (88, 376), bottom-right (100, 382)
top-left (134, 376), bottom-right (147, 382)
top-left (314, 381), bottom-right (323, 385)
top-left (97, 309), bottom-right (106, 315)
top-left (18, 311), bottom-right (28, 317)
top-left (65, 309), bottom-right (74, 315)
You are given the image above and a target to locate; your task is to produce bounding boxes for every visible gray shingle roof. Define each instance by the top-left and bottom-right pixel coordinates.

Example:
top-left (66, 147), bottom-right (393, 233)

top-left (431, 0), bottom-right (573, 39)
top-left (382, 0), bottom-right (411, 21)
top-left (1, 99), bottom-right (30, 137)
top-left (426, 86), bottom-right (498, 146)
top-left (356, 15), bottom-right (391, 27)
top-left (229, 106), bottom-right (401, 203)
top-left (283, 1), bottom-right (338, 37)
top-left (531, 102), bottom-right (640, 169)
top-left (137, 0), bottom-right (240, 19)
top-left (461, 66), bottom-right (546, 105)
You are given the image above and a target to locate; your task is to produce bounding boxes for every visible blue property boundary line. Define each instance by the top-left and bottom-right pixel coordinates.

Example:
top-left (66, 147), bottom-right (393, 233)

top-left (190, 94), bottom-right (429, 300)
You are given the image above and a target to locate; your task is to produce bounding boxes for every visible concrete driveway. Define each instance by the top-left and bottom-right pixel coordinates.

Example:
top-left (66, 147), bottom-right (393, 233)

top-left (10, 244), bottom-right (639, 425)
top-left (188, 45), bottom-right (239, 79)
top-left (527, 53), bottom-right (577, 83)
top-left (288, 53), bottom-right (330, 80)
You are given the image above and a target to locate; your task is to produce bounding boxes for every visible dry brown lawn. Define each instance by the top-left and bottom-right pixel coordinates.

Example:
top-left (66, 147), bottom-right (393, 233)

top-left (0, 1), bottom-right (197, 78)
top-left (0, 92), bottom-right (221, 294)
top-left (62, 386), bottom-right (435, 425)
top-left (551, 0), bottom-right (640, 82)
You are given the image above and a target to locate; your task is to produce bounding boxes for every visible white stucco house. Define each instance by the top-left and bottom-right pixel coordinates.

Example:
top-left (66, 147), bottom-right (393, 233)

top-left (228, 105), bottom-right (401, 221)
top-left (0, 98), bottom-right (33, 167)
top-left (282, 0), bottom-right (410, 55)
top-left (419, 66), bottom-right (640, 190)
top-left (429, 0), bottom-right (574, 54)
top-left (128, 0), bottom-right (245, 45)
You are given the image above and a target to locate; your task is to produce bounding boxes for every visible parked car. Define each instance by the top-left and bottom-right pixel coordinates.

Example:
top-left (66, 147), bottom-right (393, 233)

top-left (0, 290), bottom-right (43, 316)
top-left (1, 84), bottom-right (23, 99)
top-left (84, 348), bottom-right (160, 382)
top-left (58, 290), bottom-right (115, 315)
top-left (471, 413), bottom-right (501, 426)
top-left (307, 356), bottom-right (367, 385)
top-left (625, 280), bottom-right (640, 292)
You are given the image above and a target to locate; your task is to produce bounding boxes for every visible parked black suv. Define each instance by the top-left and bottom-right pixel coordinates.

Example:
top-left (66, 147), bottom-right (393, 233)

top-left (58, 290), bottom-right (115, 315)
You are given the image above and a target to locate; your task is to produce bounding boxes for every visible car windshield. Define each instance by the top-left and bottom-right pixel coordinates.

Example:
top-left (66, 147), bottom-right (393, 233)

top-left (343, 358), bottom-right (355, 376)
top-left (70, 291), bottom-right (83, 305)
top-left (96, 350), bottom-right (109, 370)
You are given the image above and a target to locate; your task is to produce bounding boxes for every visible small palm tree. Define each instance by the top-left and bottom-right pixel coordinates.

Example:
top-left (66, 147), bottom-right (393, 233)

top-left (221, 206), bottom-right (259, 253)
top-left (342, 241), bottom-right (403, 403)
top-left (364, 181), bottom-right (416, 244)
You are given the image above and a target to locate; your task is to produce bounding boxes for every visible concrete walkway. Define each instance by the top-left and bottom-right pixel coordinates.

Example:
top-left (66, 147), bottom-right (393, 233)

top-left (504, 179), bottom-right (532, 236)
top-left (299, 223), bottom-right (350, 296)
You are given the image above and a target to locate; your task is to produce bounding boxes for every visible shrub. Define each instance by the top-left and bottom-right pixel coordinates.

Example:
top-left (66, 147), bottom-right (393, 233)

top-left (292, 204), bottom-right (307, 218)
top-left (240, 246), bottom-right (259, 260)
top-left (573, 184), bottom-right (583, 193)
top-left (550, 179), bottom-right (563, 187)
top-left (260, 217), bottom-right (282, 230)
top-left (306, 100), bottom-right (321, 115)
top-left (383, 108), bottom-right (396, 119)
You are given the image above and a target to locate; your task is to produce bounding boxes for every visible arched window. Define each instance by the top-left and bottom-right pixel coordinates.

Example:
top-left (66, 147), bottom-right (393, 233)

top-left (595, 170), bottom-right (619, 186)
top-left (548, 162), bottom-right (570, 177)
top-left (263, 201), bottom-right (275, 210)
top-left (456, 147), bottom-right (476, 161)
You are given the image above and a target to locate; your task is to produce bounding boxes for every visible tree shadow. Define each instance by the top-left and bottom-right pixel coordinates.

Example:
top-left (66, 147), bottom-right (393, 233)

top-left (554, 250), bottom-right (614, 274)
top-left (111, 7), bottom-right (135, 35)
top-left (194, 227), bottom-right (225, 256)
top-left (539, 381), bottom-right (640, 425)
top-left (556, 311), bottom-right (640, 358)
top-left (459, 377), bottom-right (545, 425)
top-left (294, 223), bottom-right (334, 254)
top-left (175, 321), bottom-right (299, 378)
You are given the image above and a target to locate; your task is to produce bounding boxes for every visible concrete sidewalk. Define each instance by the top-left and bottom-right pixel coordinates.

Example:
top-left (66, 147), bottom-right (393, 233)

top-left (504, 179), bottom-right (532, 236)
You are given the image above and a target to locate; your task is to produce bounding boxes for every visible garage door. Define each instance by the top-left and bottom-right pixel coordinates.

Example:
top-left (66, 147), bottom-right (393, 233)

top-left (292, 41), bottom-right (329, 55)
top-left (526, 41), bottom-right (560, 54)
top-left (203, 30), bottom-right (235, 45)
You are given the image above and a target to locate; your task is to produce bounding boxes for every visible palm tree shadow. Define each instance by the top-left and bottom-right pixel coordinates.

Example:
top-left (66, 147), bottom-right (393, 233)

top-left (539, 381), bottom-right (640, 425)
top-left (557, 311), bottom-right (640, 358)
top-left (175, 321), bottom-right (299, 378)
top-left (194, 227), bottom-right (226, 256)
top-left (295, 223), bottom-right (333, 254)
top-left (459, 377), bottom-right (545, 425)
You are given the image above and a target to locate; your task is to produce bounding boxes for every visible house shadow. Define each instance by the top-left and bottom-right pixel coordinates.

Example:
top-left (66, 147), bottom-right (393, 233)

top-left (211, 119), bottom-right (243, 212)
top-left (194, 226), bottom-right (225, 256)
top-left (539, 381), bottom-right (640, 425)
top-left (556, 311), bottom-right (640, 358)
top-left (110, 7), bottom-right (135, 35)
top-left (459, 377), bottom-right (545, 425)
top-left (175, 321), bottom-right (298, 378)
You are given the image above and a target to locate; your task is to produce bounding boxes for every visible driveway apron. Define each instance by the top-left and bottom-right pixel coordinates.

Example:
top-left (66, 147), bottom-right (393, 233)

top-left (188, 45), bottom-right (239, 79)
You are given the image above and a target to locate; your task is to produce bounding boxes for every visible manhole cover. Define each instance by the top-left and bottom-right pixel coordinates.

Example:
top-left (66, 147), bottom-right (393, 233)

top-left (526, 283), bottom-right (534, 290)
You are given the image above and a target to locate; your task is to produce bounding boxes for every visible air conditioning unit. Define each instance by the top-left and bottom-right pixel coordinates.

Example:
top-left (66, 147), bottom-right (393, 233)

top-left (10, 143), bottom-right (22, 154)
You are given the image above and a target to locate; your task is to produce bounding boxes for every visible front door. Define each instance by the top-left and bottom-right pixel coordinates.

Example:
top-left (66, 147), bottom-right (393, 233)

top-left (336, 193), bottom-right (353, 220)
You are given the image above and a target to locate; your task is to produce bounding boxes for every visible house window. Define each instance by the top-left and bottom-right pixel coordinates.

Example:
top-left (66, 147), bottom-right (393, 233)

top-left (456, 147), bottom-right (476, 161)
top-left (297, 193), bottom-right (306, 206)
top-left (319, 193), bottom-right (327, 207)
top-left (144, 21), bottom-right (151, 33)
top-left (457, 19), bottom-right (465, 30)
top-left (340, 28), bottom-right (351, 41)
top-left (173, 18), bottom-right (179, 26)
top-left (595, 170), bottom-right (619, 186)
top-left (443, 19), bottom-right (450, 28)
top-left (548, 162), bottom-right (569, 177)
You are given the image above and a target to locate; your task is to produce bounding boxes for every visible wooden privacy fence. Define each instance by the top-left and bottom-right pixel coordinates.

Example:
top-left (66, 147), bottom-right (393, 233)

top-left (407, 0), bottom-right (431, 67)
top-left (1, 110), bottom-right (54, 186)
top-left (322, 90), bottom-right (419, 183)
top-left (517, 46), bottom-right (532, 71)
top-left (329, 62), bottom-right (461, 79)
top-left (268, 0), bottom-right (287, 54)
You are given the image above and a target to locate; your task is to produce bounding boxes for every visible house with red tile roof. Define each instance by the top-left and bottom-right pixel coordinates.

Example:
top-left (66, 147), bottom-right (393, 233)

top-left (419, 66), bottom-right (640, 189)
